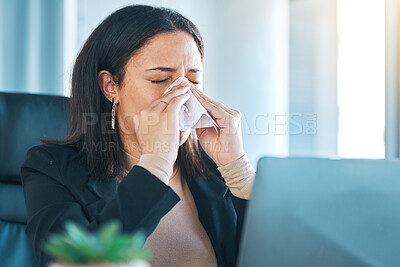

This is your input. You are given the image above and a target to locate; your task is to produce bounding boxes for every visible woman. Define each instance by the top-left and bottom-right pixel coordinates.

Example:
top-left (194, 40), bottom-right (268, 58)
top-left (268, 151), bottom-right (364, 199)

top-left (21, 5), bottom-right (255, 267)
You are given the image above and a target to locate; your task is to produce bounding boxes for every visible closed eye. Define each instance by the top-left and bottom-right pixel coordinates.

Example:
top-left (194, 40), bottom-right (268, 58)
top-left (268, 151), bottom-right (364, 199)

top-left (151, 78), bottom-right (169, 84)
top-left (151, 78), bottom-right (199, 85)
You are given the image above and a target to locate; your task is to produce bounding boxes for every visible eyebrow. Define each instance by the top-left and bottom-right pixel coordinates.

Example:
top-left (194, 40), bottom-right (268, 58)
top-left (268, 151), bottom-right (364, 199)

top-left (146, 67), bottom-right (202, 73)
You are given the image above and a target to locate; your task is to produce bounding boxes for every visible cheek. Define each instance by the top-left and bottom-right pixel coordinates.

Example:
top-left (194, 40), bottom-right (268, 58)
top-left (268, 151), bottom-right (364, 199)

top-left (121, 87), bottom-right (160, 114)
top-left (116, 85), bottom-right (161, 133)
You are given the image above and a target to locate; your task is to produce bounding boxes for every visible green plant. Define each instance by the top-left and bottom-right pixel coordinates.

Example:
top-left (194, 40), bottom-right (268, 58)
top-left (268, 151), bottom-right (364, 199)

top-left (44, 220), bottom-right (152, 264)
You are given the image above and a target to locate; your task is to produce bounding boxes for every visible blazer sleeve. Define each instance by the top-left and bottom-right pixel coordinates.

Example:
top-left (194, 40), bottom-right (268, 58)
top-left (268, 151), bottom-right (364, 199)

top-left (21, 145), bottom-right (180, 267)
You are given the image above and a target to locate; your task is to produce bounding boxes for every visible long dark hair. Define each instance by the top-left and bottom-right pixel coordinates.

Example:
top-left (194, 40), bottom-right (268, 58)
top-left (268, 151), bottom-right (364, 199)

top-left (42, 5), bottom-right (211, 180)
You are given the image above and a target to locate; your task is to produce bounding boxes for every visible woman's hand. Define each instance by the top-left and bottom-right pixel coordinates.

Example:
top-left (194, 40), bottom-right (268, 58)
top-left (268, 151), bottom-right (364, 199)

top-left (134, 79), bottom-right (191, 165)
top-left (191, 86), bottom-right (245, 167)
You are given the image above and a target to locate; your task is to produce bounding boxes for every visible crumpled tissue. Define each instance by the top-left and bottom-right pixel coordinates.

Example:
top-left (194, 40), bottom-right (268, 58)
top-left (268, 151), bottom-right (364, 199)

top-left (161, 77), bottom-right (219, 131)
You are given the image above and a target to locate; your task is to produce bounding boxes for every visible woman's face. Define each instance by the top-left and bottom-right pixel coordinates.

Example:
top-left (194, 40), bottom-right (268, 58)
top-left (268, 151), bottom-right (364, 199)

top-left (117, 31), bottom-right (203, 145)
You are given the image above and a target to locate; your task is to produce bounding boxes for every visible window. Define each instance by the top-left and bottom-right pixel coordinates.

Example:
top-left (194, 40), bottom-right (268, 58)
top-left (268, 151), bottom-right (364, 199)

top-left (337, 0), bottom-right (385, 158)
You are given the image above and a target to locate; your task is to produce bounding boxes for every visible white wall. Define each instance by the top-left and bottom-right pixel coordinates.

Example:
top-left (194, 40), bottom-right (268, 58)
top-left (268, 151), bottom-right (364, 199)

top-left (289, 0), bottom-right (338, 157)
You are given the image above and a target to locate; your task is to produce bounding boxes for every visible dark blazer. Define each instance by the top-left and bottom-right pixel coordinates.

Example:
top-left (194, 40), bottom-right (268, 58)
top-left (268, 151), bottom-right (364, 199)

top-left (21, 143), bottom-right (248, 267)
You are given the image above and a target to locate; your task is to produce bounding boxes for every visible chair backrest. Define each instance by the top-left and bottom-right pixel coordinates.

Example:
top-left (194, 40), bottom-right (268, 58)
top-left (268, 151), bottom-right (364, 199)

top-left (0, 92), bottom-right (69, 267)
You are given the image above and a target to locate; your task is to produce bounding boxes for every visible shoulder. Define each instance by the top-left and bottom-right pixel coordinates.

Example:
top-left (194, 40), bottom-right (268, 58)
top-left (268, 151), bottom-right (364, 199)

top-left (22, 143), bottom-right (81, 168)
top-left (25, 143), bottom-right (80, 157)
top-left (21, 143), bottom-right (86, 184)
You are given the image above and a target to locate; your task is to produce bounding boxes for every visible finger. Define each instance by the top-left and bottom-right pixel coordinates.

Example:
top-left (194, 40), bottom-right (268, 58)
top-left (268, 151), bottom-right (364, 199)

top-left (192, 87), bottom-right (236, 116)
top-left (162, 83), bottom-right (191, 101)
top-left (148, 84), bottom-right (191, 112)
top-left (161, 77), bottom-right (191, 96)
top-left (152, 85), bottom-right (191, 113)
top-left (192, 89), bottom-right (231, 119)
top-left (164, 93), bottom-right (191, 114)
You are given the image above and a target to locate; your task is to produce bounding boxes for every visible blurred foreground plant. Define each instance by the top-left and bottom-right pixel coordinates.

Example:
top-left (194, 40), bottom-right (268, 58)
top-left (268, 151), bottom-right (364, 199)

top-left (44, 220), bottom-right (151, 265)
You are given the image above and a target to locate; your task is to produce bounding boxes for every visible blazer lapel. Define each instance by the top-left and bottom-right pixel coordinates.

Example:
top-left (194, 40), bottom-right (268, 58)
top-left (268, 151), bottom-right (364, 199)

top-left (187, 175), bottom-right (237, 265)
top-left (82, 178), bottom-right (117, 219)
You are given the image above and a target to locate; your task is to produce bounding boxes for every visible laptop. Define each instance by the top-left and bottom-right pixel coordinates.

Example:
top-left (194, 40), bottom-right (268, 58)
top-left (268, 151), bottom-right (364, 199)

top-left (237, 157), bottom-right (400, 267)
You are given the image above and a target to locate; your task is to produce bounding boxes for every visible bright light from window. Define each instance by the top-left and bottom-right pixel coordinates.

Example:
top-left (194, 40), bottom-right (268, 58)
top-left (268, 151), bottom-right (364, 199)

top-left (337, 0), bottom-right (385, 158)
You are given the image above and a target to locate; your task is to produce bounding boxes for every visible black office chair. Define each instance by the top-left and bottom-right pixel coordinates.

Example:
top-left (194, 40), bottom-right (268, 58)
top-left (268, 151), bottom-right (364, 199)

top-left (0, 92), bottom-right (69, 267)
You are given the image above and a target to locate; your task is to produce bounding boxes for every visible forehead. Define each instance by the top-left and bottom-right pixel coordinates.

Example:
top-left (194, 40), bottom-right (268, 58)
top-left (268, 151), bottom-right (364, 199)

top-left (128, 31), bottom-right (202, 69)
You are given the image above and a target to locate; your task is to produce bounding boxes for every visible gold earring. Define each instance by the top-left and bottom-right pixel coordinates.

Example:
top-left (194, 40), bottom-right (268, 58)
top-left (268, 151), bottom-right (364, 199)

top-left (111, 97), bottom-right (116, 130)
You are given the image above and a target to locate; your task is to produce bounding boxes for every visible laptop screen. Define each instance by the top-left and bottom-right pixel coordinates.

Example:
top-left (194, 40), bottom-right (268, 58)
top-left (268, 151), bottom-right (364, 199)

top-left (237, 157), bottom-right (400, 267)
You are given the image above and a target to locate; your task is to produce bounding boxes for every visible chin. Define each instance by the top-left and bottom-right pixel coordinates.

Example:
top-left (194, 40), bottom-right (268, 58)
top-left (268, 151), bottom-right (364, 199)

top-left (179, 128), bottom-right (192, 146)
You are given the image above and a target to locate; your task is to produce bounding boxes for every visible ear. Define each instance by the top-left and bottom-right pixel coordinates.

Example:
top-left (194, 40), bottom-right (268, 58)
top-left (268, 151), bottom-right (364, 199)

top-left (98, 70), bottom-right (120, 104)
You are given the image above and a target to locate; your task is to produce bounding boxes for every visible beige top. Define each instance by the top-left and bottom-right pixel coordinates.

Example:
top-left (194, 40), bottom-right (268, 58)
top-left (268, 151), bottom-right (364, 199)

top-left (122, 150), bottom-right (255, 267)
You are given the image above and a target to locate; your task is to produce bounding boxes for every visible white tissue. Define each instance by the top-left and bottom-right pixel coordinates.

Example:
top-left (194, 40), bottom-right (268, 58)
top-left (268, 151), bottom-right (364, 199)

top-left (161, 77), bottom-right (219, 131)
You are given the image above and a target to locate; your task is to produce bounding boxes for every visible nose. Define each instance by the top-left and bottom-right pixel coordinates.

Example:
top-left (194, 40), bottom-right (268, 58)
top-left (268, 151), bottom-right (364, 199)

top-left (175, 64), bottom-right (186, 80)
